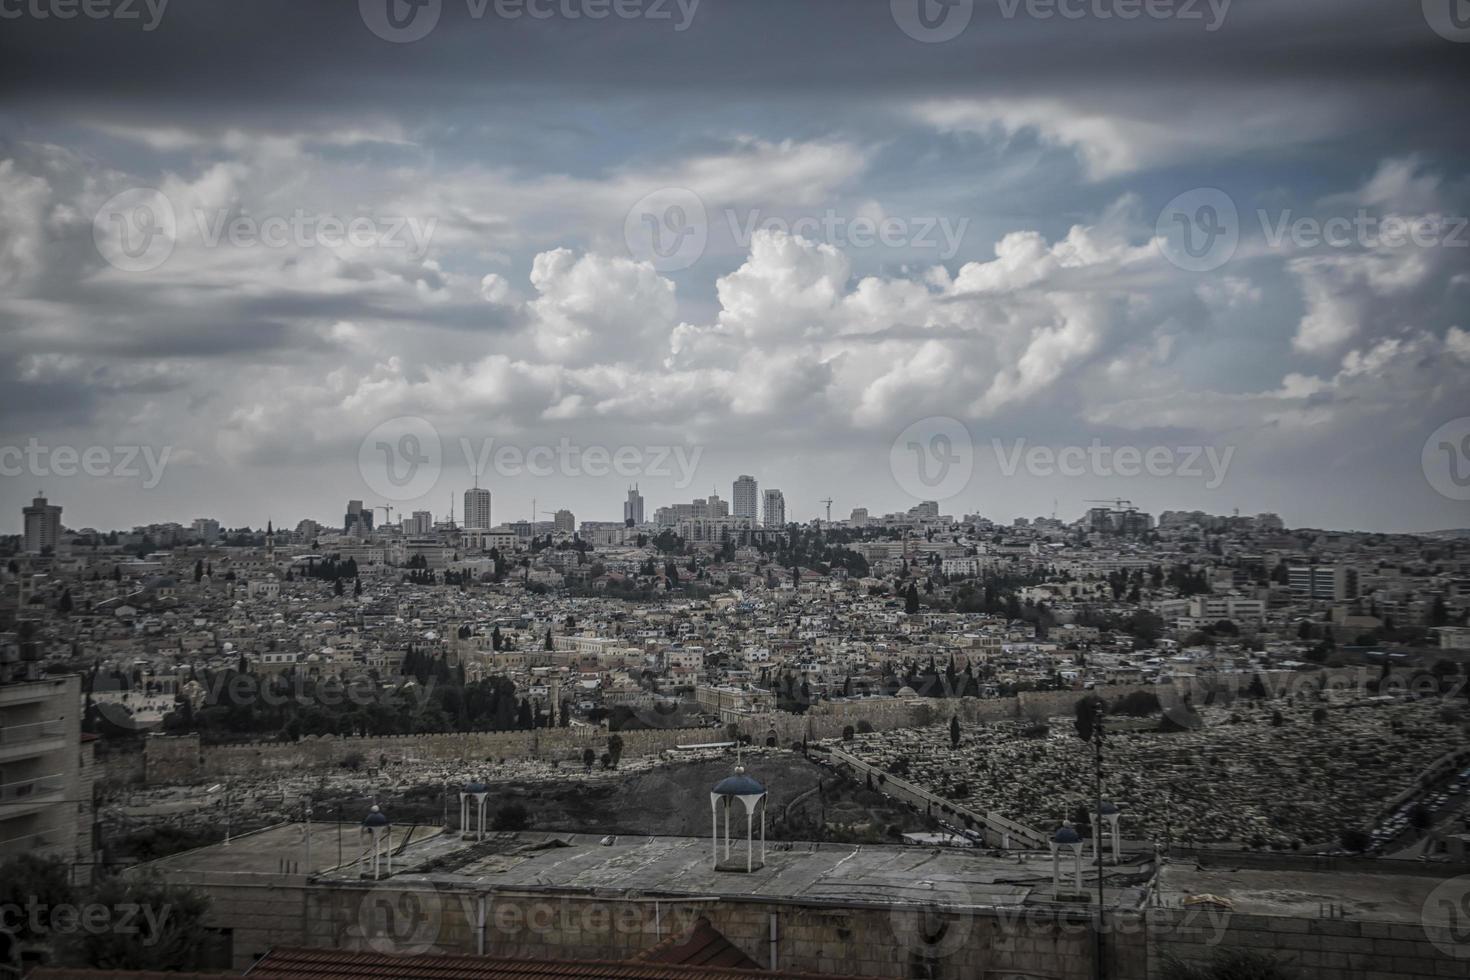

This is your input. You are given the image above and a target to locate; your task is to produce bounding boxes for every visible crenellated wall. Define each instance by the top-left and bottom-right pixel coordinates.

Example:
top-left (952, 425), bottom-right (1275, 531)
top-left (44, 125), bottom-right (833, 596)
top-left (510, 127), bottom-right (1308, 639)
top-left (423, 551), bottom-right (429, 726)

top-left (141, 727), bottom-right (724, 784)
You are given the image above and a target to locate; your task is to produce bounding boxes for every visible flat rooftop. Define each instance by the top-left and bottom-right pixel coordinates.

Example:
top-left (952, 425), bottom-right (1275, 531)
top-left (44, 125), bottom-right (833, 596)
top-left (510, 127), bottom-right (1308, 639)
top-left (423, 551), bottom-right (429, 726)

top-left (311, 830), bottom-right (1155, 911)
top-left (143, 821), bottom-right (441, 876)
top-left (1157, 863), bottom-right (1457, 924)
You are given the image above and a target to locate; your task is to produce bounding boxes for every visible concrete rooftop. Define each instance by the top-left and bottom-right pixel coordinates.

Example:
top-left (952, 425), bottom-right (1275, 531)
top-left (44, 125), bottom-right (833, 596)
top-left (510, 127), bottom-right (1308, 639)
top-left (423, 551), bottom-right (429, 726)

top-left (310, 830), bottom-right (1154, 911)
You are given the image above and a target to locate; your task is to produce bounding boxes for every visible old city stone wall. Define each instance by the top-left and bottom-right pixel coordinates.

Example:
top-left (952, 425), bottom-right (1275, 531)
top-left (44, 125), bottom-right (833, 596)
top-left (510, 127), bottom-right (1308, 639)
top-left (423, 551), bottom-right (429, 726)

top-left (728, 683), bottom-right (1161, 746)
top-left (126, 668), bottom-right (1392, 786)
top-left (141, 727), bottom-right (723, 784)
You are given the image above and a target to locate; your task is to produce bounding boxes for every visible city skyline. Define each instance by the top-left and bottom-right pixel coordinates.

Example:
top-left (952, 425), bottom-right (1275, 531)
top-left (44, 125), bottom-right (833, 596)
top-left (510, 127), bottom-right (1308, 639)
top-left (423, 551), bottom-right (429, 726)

top-left (2, 2), bottom-right (1468, 535)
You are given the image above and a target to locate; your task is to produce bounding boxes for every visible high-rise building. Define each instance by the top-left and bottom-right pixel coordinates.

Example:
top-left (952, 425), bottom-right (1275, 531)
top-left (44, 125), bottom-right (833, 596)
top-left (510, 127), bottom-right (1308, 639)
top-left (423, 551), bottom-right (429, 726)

top-left (623, 485), bottom-right (644, 526)
top-left (191, 517), bottom-right (220, 544)
top-left (554, 509), bottom-right (576, 535)
top-left (23, 497), bottom-right (62, 554)
top-left (463, 488), bottom-right (492, 530)
top-left (409, 510), bottom-right (434, 535)
top-left (344, 499), bottom-right (373, 538)
top-left (733, 475), bottom-right (758, 521)
top-left (909, 500), bottom-right (939, 521)
top-left (849, 507), bottom-right (869, 527)
top-left (707, 493), bottom-right (729, 518)
top-left (762, 489), bottom-right (785, 528)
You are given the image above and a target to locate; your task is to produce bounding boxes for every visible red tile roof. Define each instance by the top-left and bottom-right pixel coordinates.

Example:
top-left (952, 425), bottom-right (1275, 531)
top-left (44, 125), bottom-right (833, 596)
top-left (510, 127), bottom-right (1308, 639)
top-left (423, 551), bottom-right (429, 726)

top-left (632, 917), bottom-right (761, 970)
top-left (29, 971), bottom-right (229, 979)
top-left (243, 947), bottom-right (866, 980)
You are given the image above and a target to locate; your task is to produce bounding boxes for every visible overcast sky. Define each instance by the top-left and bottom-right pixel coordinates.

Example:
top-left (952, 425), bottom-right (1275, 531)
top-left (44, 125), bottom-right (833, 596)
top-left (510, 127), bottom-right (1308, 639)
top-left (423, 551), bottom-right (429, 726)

top-left (2, 0), bottom-right (1468, 534)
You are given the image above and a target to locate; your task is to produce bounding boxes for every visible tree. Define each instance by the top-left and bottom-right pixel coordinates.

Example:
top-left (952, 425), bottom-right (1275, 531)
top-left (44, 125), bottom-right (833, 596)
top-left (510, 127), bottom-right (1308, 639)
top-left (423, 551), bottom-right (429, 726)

top-left (842, 725), bottom-right (855, 741)
top-left (949, 715), bottom-right (961, 748)
top-left (582, 747), bottom-right (595, 770)
top-left (64, 875), bottom-right (211, 971)
top-left (0, 854), bottom-right (75, 945)
top-left (1339, 829), bottom-right (1371, 852)
top-left (607, 734), bottom-right (624, 767)
top-left (904, 582), bottom-right (920, 615)
top-left (1074, 695), bottom-right (1105, 742)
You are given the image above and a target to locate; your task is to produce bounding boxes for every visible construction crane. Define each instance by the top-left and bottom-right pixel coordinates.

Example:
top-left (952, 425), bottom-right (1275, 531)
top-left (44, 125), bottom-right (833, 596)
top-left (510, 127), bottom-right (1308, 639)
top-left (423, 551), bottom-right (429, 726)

top-left (818, 498), bottom-right (833, 523)
top-left (373, 505), bottom-right (395, 526)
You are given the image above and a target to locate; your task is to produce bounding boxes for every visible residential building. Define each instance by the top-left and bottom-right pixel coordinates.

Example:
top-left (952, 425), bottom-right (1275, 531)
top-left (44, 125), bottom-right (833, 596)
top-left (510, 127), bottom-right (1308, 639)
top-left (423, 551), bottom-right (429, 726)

top-left (23, 496), bottom-right (63, 555)
top-left (464, 487), bottom-right (493, 530)
top-left (733, 475), bottom-right (758, 522)
top-left (1289, 565), bottom-right (1358, 602)
top-left (0, 664), bottom-right (90, 879)
top-left (762, 489), bottom-right (785, 528)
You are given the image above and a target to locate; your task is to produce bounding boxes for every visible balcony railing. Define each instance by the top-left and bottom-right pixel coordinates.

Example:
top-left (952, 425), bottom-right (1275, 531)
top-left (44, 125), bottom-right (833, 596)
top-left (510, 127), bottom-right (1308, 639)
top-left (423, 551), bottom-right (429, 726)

top-left (0, 827), bottom-right (64, 850)
top-left (0, 773), bottom-right (66, 804)
top-left (0, 720), bottom-right (64, 745)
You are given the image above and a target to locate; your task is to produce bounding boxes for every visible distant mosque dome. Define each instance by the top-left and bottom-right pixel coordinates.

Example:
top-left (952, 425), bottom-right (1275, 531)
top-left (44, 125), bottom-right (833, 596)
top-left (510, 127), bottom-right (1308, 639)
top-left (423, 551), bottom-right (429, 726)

top-left (1097, 801), bottom-right (1120, 816)
top-left (897, 685), bottom-right (918, 698)
top-left (362, 805), bottom-right (389, 828)
top-left (463, 781), bottom-right (488, 794)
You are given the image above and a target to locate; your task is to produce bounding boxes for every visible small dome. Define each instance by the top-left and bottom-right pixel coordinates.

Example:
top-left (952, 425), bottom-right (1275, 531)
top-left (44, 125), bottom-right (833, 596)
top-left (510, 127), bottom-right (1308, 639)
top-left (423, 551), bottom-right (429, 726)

top-left (897, 686), bottom-right (918, 697)
top-left (1052, 825), bottom-right (1082, 845)
top-left (463, 781), bottom-right (488, 794)
top-left (362, 805), bottom-right (390, 828)
top-left (1097, 801), bottom-right (1120, 816)
top-left (713, 766), bottom-right (765, 797)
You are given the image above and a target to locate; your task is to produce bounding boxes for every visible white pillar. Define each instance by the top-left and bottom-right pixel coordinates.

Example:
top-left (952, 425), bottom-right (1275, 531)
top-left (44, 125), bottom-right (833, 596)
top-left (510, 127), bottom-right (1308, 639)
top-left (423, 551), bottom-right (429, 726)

top-left (1051, 845), bottom-right (1061, 890)
top-left (724, 800), bottom-right (730, 859)
top-left (760, 798), bottom-right (766, 863)
top-left (747, 806), bottom-right (753, 873)
top-left (1071, 845), bottom-right (1082, 891)
top-left (1110, 815), bottom-right (1122, 863)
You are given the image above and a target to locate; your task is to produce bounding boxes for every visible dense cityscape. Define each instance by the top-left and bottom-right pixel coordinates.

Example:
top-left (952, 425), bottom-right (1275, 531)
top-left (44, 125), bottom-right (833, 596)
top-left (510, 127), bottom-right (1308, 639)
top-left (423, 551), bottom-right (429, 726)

top-left (4, 1), bottom-right (1470, 978)
top-left (3, 485), bottom-right (1469, 976)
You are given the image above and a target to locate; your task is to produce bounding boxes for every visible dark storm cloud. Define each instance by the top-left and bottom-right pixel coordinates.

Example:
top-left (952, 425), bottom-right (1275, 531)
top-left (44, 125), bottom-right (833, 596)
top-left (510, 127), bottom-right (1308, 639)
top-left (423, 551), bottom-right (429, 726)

top-left (1, 1), bottom-right (1464, 126)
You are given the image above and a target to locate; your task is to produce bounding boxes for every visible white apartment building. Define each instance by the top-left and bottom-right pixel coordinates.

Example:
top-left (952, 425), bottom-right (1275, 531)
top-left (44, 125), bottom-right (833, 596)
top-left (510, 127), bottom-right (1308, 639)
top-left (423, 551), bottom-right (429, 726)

top-left (0, 667), bottom-right (91, 879)
top-left (463, 487), bottom-right (492, 530)
top-left (1189, 595), bottom-right (1267, 622)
